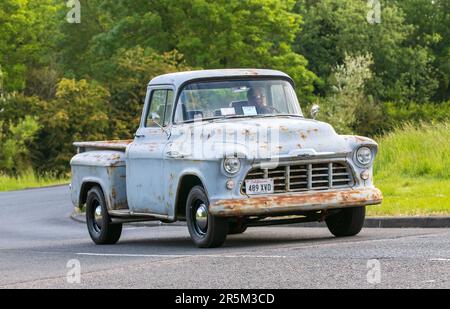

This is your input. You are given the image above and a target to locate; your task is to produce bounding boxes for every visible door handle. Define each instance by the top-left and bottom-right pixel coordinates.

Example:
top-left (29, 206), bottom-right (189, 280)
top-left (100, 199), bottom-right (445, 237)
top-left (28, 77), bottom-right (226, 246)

top-left (166, 151), bottom-right (184, 159)
top-left (134, 133), bottom-right (145, 138)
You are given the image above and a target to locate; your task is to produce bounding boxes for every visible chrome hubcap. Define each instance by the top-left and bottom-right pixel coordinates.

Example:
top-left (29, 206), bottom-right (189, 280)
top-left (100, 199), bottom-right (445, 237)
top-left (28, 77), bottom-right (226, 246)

top-left (94, 205), bottom-right (103, 230)
top-left (195, 203), bottom-right (208, 234)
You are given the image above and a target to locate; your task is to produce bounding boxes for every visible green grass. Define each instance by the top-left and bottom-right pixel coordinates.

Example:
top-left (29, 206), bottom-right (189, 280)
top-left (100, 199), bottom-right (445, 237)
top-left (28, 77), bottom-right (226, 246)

top-left (368, 177), bottom-right (450, 216)
top-left (0, 171), bottom-right (69, 192)
top-left (368, 122), bottom-right (450, 216)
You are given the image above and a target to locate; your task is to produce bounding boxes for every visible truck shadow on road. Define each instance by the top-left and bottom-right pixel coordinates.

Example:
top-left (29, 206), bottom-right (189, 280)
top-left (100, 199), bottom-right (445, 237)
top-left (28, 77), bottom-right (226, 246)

top-left (112, 232), bottom-right (339, 250)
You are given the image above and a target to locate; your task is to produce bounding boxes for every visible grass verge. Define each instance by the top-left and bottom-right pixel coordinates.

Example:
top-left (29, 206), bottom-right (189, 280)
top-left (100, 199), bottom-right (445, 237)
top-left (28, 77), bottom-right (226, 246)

top-left (0, 172), bottom-right (68, 192)
top-left (369, 122), bottom-right (449, 216)
top-left (368, 177), bottom-right (450, 216)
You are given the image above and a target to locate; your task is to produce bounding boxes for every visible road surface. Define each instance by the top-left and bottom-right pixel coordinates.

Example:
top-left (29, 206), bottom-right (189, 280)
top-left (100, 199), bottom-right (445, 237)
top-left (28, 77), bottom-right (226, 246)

top-left (0, 186), bottom-right (449, 289)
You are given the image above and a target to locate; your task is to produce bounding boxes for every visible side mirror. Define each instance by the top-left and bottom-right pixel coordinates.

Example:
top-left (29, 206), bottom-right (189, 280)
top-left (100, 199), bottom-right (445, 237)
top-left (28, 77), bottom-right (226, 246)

top-left (310, 104), bottom-right (320, 120)
top-left (151, 112), bottom-right (170, 137)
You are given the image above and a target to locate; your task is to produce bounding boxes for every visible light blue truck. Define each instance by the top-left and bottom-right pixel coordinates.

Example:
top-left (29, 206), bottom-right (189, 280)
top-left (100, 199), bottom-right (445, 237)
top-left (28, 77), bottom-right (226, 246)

top-left (70, 69), bottom-right (382, 248)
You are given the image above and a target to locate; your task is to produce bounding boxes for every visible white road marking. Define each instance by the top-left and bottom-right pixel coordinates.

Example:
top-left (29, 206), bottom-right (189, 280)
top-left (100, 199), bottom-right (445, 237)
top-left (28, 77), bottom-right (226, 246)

top-left (285, 232), bottom-right (450, 252)
top-left (76, 252), bottom-right (287, 259)
top-left (430, 258), bottom-right (450, 262)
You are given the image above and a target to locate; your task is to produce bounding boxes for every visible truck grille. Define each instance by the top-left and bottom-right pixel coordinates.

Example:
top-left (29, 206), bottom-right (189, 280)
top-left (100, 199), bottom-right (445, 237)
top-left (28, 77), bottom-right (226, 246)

top-left (242, 162), bottom-right (353, 194)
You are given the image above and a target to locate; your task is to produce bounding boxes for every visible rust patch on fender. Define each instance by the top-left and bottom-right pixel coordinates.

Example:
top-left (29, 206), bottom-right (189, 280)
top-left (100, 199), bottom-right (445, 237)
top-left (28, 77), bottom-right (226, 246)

top-left (111, 188), bottom-right (117, 199)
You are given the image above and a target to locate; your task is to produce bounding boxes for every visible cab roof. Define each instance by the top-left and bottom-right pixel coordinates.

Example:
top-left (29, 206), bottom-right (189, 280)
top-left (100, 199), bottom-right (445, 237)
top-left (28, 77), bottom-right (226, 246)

top-left (148, 69), bottom-right (293, 88)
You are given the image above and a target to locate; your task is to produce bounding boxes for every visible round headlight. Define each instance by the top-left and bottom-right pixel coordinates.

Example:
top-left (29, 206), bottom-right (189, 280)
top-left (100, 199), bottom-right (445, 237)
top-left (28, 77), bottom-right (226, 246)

top-left (356, 147), bottom-right (373, 166)
top-left (223, 158), bottom-right (241, 175)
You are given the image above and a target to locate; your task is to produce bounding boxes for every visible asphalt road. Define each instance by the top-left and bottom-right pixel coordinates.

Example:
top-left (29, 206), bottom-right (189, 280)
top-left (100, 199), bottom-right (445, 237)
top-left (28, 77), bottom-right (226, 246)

top-left (0, 186), bottom-right (449, 289)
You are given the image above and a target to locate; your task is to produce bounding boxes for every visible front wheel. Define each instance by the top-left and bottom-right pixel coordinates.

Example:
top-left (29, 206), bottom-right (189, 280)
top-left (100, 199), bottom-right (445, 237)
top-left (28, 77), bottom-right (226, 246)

top-left (326, 206), bottom-right (366, 237)
top-left (86, 186), bottom-right (122, 245)
top-left (186, 186), bottom-right (228, 248)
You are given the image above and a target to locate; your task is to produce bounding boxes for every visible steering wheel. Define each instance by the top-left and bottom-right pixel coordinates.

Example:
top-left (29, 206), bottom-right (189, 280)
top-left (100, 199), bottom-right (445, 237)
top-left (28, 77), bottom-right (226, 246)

top-left (265, 105), bottom-right (280, 114)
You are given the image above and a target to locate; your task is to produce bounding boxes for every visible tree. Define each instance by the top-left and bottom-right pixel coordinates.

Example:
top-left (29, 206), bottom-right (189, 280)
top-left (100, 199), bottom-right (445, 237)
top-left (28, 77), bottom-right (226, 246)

top-left (107, 47), bottom-right (193, 138)
top-left (294, 0), bottom-right (439, 102)
top-left (58, 0), bottom-right (117, 79)
top-left (388, 0), bottom-right (450, 101)
top-left (0, 116), bottom-right (40, 175)
top-left (0, 0), bottom-right (61, 92)
top-left (64, 0), bottom-right (317, 101)
top-left (317, 53), bottom-right (382, 135)
top-left (31, 79), bottom-right (111, 173)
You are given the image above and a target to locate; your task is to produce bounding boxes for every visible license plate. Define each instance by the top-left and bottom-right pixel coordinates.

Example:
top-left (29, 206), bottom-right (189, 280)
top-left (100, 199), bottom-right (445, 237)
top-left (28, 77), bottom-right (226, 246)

top-left (245, 179), bottom-right (274, 195)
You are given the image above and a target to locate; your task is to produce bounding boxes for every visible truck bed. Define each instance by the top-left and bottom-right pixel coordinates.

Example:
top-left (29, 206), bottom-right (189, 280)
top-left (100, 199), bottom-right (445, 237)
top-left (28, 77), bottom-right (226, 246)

top-left (71, 141), bottom-right (131, 211)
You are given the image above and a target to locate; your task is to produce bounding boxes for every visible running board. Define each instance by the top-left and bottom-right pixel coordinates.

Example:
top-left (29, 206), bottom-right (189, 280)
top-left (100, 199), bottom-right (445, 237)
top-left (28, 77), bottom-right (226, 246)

top-left (108, 210), bottom-right (173, 223)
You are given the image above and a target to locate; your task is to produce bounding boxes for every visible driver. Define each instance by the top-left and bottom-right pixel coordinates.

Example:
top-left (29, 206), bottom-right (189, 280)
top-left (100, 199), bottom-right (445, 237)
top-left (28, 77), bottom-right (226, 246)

top-left (247, 87), bottom-right (273, 114)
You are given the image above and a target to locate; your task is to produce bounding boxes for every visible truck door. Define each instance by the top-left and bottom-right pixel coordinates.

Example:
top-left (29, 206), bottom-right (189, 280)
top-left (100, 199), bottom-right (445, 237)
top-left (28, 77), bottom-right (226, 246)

top-left (126, 86), bottom-right (174, 215)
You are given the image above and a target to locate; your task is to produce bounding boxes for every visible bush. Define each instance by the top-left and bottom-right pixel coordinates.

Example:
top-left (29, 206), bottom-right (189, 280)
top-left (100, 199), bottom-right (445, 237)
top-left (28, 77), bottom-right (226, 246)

top-left (30, 79), bottom-right (111, 174)
top-left (0, 116), bottom-right (40, 175)
top-left (316, 53), bottom-right (383, 135)
top-left (382, 101), bottom-right (450, 131)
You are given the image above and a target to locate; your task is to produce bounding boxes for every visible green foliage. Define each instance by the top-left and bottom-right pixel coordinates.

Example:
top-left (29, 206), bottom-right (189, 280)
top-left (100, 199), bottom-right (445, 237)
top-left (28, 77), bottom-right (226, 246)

top-left (0, 93), bottom-right (42, 127)
top-left (0, 65), bottom-right (4, 95)
top-left (317, 54), bottom-right (382, 135)
top-left (0, 0), bottom-right (62, 92)
top-left (31, 79), bottom-right (111, 173)
top-left (388, 0), bottom-right (450, 101)
top-left (369, 121), bottom-right (450, 216)
top-left (0, 116), bottom-right (40, 175)
top-left (106, 47), bottom-right (193, 138)
top-left (0, 170), bottom-right (68, 191)
top-left (383, 101), bottom-right (450, 131)
top-left (374, 122), bottom-right (450, 179)
top-left (60, 0), bottom-right (318, 101)
top-left (368, 177), bottom-right (450, 216)
top-left (294, 0), bottom-right (440, 102)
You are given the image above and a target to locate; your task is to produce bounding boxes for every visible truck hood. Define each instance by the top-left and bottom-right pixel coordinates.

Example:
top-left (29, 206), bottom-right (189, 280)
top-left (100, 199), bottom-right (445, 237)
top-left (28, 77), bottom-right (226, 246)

top-left (169, 117), bottom-right (354, 160)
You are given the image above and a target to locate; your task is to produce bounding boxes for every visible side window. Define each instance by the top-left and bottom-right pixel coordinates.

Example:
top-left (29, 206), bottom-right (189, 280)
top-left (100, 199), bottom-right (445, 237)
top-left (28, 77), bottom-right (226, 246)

top-left (146, 89), bottom-right (174, 127)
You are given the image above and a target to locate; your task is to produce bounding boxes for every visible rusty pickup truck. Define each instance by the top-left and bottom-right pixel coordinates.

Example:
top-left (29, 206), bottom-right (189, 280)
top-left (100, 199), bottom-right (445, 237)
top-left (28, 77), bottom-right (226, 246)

top-left (70, 69), bottom-right (382, 248)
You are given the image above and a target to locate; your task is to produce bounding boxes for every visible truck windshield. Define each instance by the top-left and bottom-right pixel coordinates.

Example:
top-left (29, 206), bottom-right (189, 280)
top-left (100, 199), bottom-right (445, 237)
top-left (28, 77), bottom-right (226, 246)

top-left (173, 79), bottom-right (303, 123)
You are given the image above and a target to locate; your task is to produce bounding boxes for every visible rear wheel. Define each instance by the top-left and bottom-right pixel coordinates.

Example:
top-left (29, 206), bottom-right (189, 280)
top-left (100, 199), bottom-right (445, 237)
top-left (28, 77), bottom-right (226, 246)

top-left (186, 186), bottom-right (228, 248)
top-left (326, 206), bottom-right (366, 237)
top-left (86, 186), bottom-right (122, 245)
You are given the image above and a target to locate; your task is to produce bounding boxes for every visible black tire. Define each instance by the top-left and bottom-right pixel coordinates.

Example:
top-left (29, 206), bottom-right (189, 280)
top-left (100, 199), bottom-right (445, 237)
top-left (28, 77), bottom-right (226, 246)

top-left (228, 220), bottom-right (248, 235)
top-left (186, 186), bottom-right (228, 248)
top-left (326, 206), bottom-right (366, 237)
top-left (86, 186), bottom-right (122, 245)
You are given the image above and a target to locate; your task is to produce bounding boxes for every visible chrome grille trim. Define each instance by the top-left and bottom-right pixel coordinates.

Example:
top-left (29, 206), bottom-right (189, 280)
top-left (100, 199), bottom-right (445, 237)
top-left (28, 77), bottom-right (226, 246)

top-left (242, 161), bottom-right (353, 194)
